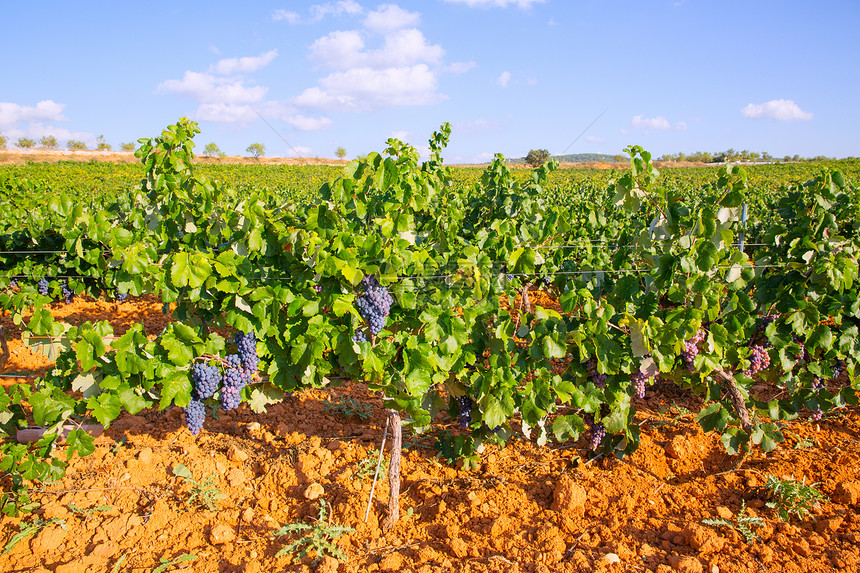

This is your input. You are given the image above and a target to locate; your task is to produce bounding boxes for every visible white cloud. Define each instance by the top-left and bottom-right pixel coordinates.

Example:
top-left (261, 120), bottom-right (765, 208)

top-left (7, 122), bottom-right (94, 146)
top-left (742, 99), bottom-right (812, 121)
top-left (446, 61), bottom-right (477, 74)
top-left (210, 50), bottom-right (278, 75)
top-left (584, 135), bottom-right (605, 143)
top-left (0, 100), bottom-right (66, 128)
top-left (310, 28), bottom-right (443, 70)
top-left (157, 50), bottom-right (285, 123)
top-left (631, 115), bottom-right (671, 130)
top-left (364, 5), bottom-right (421, 33)
top-left (294, 64), bottom-right (445, 111)
top-left (497, 71), bottom-right (511, 87)
top-left (158, 71), bottom-right (268, 104)
top-left (297, 8), bottom-right (448, 113)
top-left (389, 130), bottom-right (410, 141)
top-left (196, 103), bottom-right (258, 123)
top-left (286, 114), bottom-right (333, 131)
top-left (272, 10), bottom-right (301, 23)
top-left (442, 0), bottom-right (546, 8)
top-left (311, 0), bottom-right (362, 20)
top-left (285, 145), bottom-right (313, 158)
top-left (277, 1), bottom-right (362, 24)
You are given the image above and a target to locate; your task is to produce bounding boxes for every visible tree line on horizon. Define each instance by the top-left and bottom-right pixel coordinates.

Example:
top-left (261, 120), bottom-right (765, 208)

top-left (1, 130), bottom-right (852, 165)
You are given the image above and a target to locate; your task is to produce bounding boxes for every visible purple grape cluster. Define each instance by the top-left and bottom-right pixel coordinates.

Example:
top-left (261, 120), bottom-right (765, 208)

top-left (833, 359), bottom-right (845, 380)
top-left (630, 370), bottom-right (651, 399)
top-left (584, 414), bottom-right (605, 451)
top-left (234, 331), bottom-right (259, 373)
top-left (352, 330), bottom-right (369, 343)
top-left (742, 344), bottom-right (771, 377)
top-left (811, 379), bottom-right (825, 421)
top-left (221, 355), bottom-right (249, 411)
top-left (183, 398), bottom-right (206, 435)
top-left (680, 329), bottom-right (706, 372)
top-left (191, 362), bottom-right (221, 400)
top-left (9, 277), bottom-right (18, 289)
top-left (115, 288), bottom-right (128, 302)
top-left (792, 336), bottom-right (808, 362)
top-left (457, 396), bottom-right (473, 429)
top-left (37, 277), bottom-right (49, 296)
top-left (61, 279), bottom-right (74, 304)
top-left (355, 274), bottom-right (394, 336)
top-left (586, 357), bottom-right (607, 388)
top-left (757, 313), bottom-right (779, 332)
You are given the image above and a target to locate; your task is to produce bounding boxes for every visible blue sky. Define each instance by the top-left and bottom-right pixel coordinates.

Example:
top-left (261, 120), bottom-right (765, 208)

top-left (2, 1), bottom-right (858, 162)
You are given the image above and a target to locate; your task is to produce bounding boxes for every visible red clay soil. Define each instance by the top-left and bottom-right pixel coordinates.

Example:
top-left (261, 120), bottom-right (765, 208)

top-left (1, 295), bottom-right (859, 573)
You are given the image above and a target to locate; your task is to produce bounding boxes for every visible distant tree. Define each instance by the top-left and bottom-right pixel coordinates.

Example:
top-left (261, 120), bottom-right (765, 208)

top-left (0, 132), bottom-right (6, 149)
top-left (335, 146), bottom-right (347, 160)
top-left (120, 142), bottom-right (136, 152)
top-left (246, 143), bottom-right (265, 158)
top-left (203, 142), bottom-right (225, 157)
top-left (96, 135), bottom-right (111, 151)
top-left (613, 154), bottom-right (625, 163)
top-left (39, 135), bottom-right (59, 150)
top-left (16, 137), bottom-right (36, 149)
top-left (524, 149), bottom-right (550, 167)
top-left (66, 139), bottom-right (87, 151)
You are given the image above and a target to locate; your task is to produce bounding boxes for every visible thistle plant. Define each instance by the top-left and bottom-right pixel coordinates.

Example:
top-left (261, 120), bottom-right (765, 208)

top-left (764, 475), bottom-right (828, 521)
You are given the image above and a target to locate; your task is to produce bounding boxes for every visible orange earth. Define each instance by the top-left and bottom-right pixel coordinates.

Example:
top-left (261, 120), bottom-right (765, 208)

top-left (1, 293), bottom-right (859, 573)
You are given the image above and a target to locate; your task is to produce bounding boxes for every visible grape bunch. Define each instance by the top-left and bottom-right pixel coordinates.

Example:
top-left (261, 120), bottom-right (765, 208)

top-left (352, 330), bottom-right (369, 343)
top-left (9, 277), bottom-right (18, 289)
top-left (630, 370), bottom-right (651, 399)
top-left (221, 353), bottom-right (250, 411)
top-left (457, 396), bottom-right (473, 429)
top-left (584, 413), bottom-right (605, 451)
top-left (37, 277), bottom-right (49, 296)
top-left (355, 274), bottom-right (394, 336)
top-left (61, 279), bottom-right (74, 304)
top-left (586, 357), bottom-right (607, 388)
top-left (742, 344), bottom-right (771, 378)
top-left (115, 288), bottom-right (128, 302)
top-left (680, 329), bottom-right (706, 372)
top-left (756, 313), bottom-right (779, 333)
top-left (183, 398), bottom-right (206, 436)
top-left (191, 362), bottom-right (221, 400)
top-left (833, 359), bottom-right (845, 380)
top-left (812, 377), bottom-right (825, 392)
top-left (811, 380), bottom-right (825, 422)
top-left (234, 331), bottom-right (259, 373)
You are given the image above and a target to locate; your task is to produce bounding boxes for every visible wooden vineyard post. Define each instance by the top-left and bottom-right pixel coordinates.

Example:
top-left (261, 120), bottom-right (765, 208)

top-left (384, 409), bottom-right (402, 531)
top-left (0, 324), bottom-right (8, 373)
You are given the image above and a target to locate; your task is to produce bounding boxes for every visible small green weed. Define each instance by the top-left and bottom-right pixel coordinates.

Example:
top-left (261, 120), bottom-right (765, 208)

top-left (702, 501), bottom-right (764, 543)
top-left (67, 503), bottom-right (112, 518)
top-left (3, 517), bottom-right (66, 555)
top-left (322, 396), bottom-right (372, 420)
top-left (274, 500), bottom-right (354, 565)
top-left (764, 475), bottom-right (828, 521)
top-left (786, 431), bottom-right (817, 450)
top-left (172, 464), bottom-right (221, 511)
top-left (352, 449), bottom-right (387, 482)
top-left (152, 553), bottom-right (196, 573)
